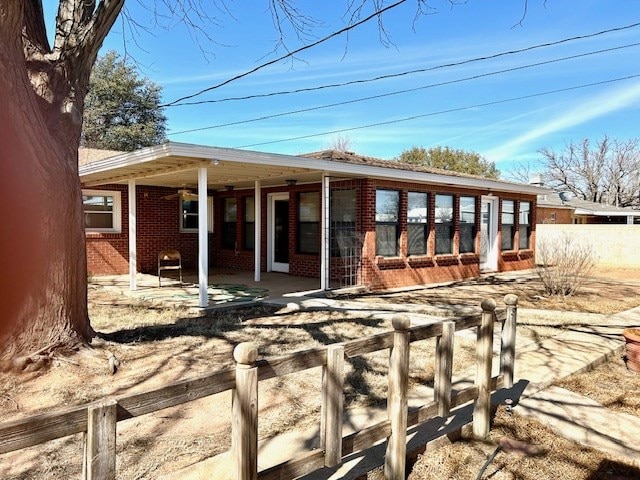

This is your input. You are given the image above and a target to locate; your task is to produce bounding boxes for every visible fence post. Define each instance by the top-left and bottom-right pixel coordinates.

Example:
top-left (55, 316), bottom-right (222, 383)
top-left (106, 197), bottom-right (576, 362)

top-left (233, 342), bottom-right (259, 480)
top-left (86, 399), bottom-right (117, 480)
top-left (473, 299), bottom-right (496, 439)
top-left (435, 321), bottom-right (455, 417)
top-left (501, 294), bottom-right (518, 389)
top-left (384, 314), bottom-right (410, 480)
top-left (322, 344), bottom-right (345, 467)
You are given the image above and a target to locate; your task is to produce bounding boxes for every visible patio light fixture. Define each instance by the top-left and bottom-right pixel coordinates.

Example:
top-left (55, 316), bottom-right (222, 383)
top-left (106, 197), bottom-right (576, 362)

top-left (286, 179), bottom-right (297, 186)
top-left (212, 158), bottom-right (220, 166)
top-left (225, 185), bottom-right (234, 191)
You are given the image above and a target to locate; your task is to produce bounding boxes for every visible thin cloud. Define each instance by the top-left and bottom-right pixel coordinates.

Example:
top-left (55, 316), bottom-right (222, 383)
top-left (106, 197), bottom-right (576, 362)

top-left (485, 80), bottom-right (640, 162)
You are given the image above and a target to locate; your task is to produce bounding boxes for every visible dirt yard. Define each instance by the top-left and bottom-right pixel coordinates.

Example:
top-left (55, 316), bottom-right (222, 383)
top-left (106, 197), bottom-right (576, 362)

top-left (1, 267), bottom-right (640, 479)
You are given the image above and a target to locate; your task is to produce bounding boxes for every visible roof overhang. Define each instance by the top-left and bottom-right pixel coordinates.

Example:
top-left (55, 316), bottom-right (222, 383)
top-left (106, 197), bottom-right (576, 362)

top-left (574, 207), bottom-right (640, 217)
top-left (79, 142), bottom-right (550, 195)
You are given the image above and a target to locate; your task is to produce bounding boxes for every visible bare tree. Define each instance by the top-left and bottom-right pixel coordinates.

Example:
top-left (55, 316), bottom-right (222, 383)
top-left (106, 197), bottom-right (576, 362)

top-left (540, 137), bottom-right (640, 207)
top-left (327, 134), bottom-right (354, 152)
top-left (1, 0), bottom-right (441, 366)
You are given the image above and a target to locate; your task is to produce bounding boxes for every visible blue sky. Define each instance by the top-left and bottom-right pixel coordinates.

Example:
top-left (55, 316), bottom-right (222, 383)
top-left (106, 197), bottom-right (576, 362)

top-left (45, 1), bottom-right (640, 173)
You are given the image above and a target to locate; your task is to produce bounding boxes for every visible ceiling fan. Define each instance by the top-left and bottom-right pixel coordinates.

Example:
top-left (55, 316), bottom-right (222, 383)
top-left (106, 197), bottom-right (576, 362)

top-left (162, 188), bottom-right (199, 201)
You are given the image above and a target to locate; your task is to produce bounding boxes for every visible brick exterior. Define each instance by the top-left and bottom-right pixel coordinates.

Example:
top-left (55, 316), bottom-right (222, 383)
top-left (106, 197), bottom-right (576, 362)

top-left (84, 180), bottom-right (537, 289)
top-left (537, 206), bottom-right (575, 224)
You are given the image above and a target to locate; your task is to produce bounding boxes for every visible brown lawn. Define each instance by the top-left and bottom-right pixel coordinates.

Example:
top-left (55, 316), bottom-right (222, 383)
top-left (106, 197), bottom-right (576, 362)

top-left (0, 267), bottom-right (639, 479)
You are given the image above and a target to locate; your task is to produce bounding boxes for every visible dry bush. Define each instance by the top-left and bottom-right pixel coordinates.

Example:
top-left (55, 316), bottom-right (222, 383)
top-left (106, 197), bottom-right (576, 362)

top-left (536, 233), bottom-right (595, 296)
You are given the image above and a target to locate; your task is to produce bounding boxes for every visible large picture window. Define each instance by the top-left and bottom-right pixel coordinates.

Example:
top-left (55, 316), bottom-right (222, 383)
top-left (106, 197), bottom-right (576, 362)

top-left (501, 200), bottom-right (515, 251)
top-left (459, 196), bottom-right (477, 253)
top-left (376, 189), bottom-right (400, 257)
top-left (83, 189), bottom-right (121, 233)
top-left (407, 192), bottom-right (428, 256)
top-left (222, 197), bottom-right (237, 249)
top-left (519, 201), bottom-right (531, 249)
top-left (435, 194), bottom-right (454, 255)
top-left (298, 192), bottom-right (320, 254)
top-left (244, 197), bottom-right (255, 250)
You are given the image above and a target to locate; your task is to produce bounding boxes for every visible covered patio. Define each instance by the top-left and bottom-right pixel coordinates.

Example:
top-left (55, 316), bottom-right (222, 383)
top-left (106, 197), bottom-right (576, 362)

top-left (90, 269), bottom-right (323, 309)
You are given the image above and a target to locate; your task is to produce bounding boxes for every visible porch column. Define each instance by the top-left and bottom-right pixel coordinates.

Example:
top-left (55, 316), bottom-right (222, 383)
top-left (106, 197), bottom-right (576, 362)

top-left (128, 179), bottom-right (137, 291)
top-left (628, 215), bottom-right (634, 225)
top-left (321, 174), bottom-right (329, 290)
top-left (198, 167), bottom-right (209, 307)
top-left (254, 180), bottom-right (261, 282)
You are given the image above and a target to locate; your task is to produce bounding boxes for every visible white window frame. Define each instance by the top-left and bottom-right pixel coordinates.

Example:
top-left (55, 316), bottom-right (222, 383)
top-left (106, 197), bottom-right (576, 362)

top-left (180, 196), bottom-right (214, 233)
top-left (83, 189), bottom-right (122, 233)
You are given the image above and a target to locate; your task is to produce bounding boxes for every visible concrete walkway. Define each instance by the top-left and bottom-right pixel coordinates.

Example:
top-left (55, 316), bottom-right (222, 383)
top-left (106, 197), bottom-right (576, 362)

top-left (161, 304), bottom-right (640, 479)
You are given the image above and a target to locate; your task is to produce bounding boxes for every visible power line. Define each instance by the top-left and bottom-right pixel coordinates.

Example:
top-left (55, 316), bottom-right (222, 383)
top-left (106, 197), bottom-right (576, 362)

top-left (164, 21), bottom-right (640, 107)
top-left (231, 74), bottom-right (640, 149)
top-left (162, 0), bottom-right (408, 107)
top-left (167, 42), bottom-right (640, 135)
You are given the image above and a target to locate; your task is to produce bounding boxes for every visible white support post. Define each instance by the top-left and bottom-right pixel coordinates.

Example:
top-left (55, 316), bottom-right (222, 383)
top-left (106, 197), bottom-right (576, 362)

top-left (254, 180), bottom-right (261, 282)
top-left (198, 167), bottom-right (209, 308)
top-left (128, 180), bottom-right (137, 291)
top-left (320, 174), bottom-right (329, 290)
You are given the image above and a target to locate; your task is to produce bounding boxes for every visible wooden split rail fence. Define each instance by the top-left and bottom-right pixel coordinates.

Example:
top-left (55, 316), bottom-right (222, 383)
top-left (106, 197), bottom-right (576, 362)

top-left (0, 295), bottom-right (519, 480)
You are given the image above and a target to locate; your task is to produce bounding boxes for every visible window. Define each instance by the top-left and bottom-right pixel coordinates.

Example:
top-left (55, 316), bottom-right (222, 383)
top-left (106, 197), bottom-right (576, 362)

top-left (376, 189), bottom-right (400, 257)
top-left (501, 200), bottom-right (515, 250)
top-left (83, 189), bottom-right (121, 233)
top-left (519, 201), bottom-right (531, 249)
top-left (459, 196), bottom-right (477, 253)
top-left (330, 189), bottom-right (356, 257)
top-left (222, 197), bottom-right (237, 249)
top-left (180, 197), bottom-right (214, 232)
top-left (435, 194), bottom-right (454, 255)
top-left (298, 192), bottom-right (320, 254)
top-left (407, 192), bottom-right (428, 256)
top-left (244, 197), bottom-right (255, 250)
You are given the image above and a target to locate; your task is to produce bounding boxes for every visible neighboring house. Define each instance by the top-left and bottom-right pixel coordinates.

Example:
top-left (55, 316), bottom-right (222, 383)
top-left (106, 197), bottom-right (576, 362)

top-left (78, 142), bottom-right (548, 305)
top-left (537, 191), bottom-right (640, 225)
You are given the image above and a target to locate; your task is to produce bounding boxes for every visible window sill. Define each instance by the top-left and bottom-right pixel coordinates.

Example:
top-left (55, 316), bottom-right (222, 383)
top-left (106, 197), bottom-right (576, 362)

top-left (375, 256), bottom-right (406, 270)
top-left (86, 231), bottom-right (121, 237)
top-left (435, 254), bottom-right (459, 266)
top-left (407, 255), bottom-right (434, 267)
top-left (459, 253), bottom-right (480, 264)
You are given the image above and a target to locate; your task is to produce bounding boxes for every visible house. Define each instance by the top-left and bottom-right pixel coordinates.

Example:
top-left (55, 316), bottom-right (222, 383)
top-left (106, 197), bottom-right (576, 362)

top-left (537, 191), bottom-right (640, 225)
top-left (79, 142), bottom-right (548, 306)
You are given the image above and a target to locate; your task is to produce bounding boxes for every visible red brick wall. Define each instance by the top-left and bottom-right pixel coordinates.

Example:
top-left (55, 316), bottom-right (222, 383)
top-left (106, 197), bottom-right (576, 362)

top-left (84, 179), bottom-right (537, 288)
top-left (85, 184), bottom-right (213, 275)
top-left (537, 206), bottom-right (574, 224)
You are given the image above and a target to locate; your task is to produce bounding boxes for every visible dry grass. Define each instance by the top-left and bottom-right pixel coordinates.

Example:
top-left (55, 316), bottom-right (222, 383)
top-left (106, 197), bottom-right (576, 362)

top-left (2, 268), bottom-right (639, 479)
top-left (405, 407), bottom-right (640, 480)
top-left (555, 357), bottom-right (640, 417)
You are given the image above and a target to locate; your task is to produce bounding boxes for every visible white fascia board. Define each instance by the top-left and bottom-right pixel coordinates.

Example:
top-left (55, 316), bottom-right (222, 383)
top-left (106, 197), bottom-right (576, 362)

top-left (575, 208), bottom-right (640, 216)
top-left (79, 142), bottom-right (550, 196)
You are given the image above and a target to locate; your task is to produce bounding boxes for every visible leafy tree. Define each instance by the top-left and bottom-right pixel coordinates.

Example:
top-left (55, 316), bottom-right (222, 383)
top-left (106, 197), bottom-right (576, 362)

top-left (397, 146), bottom-right (500, 179)
top-left (0, 0), bottom-right (438, 364)
top-left (539, 136), bottom-right (640, 208)
top-left (82, 51), bottom-right (166, 151)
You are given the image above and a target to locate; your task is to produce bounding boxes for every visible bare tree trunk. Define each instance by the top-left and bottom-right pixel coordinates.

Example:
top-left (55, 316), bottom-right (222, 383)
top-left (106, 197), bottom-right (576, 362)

top-left (0, 5), bottom-right (92, 363)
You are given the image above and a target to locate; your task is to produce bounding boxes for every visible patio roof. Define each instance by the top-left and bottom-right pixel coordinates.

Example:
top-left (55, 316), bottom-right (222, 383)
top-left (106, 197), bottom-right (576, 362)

top-left (79, 142), bottom-right (549, 195)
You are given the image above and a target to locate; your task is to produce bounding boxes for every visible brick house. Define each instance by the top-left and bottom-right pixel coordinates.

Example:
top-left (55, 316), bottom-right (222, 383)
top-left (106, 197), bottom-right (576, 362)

top-left (79, 142), bottom-right (547, 306)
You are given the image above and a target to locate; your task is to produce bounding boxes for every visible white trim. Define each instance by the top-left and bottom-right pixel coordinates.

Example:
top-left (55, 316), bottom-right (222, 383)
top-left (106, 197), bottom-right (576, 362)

top-left (128, 181), bottom-right (137, 291)
top-left (79, 141), bottom-right (549, 196)
top-left (198, 167), bottom-right (209, 308)
top-left (267, 192), bottom-right (289, 273)
top-left (82, 189), bottom-right (122, 233)
top-left (320, 174), bottom-right (329, 290)
top-left (254, 180), bottom-right (261, 282)
top-left (480, 196), bottom-right (499, 272)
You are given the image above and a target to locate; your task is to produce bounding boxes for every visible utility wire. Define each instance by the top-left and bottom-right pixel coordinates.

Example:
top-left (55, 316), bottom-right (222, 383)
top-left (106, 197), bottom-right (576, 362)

top-left (231, 74), bottom-right (640, 149)
top-left (167, 42), bottom-right (640, 135)
top-left (164, 21), bottom-right (640, 107)
top-left (162, 0), bottom-right (407, 106)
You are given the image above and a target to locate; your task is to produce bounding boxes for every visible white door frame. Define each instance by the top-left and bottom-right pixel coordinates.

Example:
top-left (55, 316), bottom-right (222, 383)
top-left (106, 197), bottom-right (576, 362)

top-left (480, 195), bottom-right (499, 272)
top-left (267, 192), bottom-right (290, 273)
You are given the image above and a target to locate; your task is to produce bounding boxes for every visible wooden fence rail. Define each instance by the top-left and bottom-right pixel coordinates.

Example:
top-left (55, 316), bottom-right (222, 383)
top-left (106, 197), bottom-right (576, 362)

top-left (0, 296), bottom-right (518, 480)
